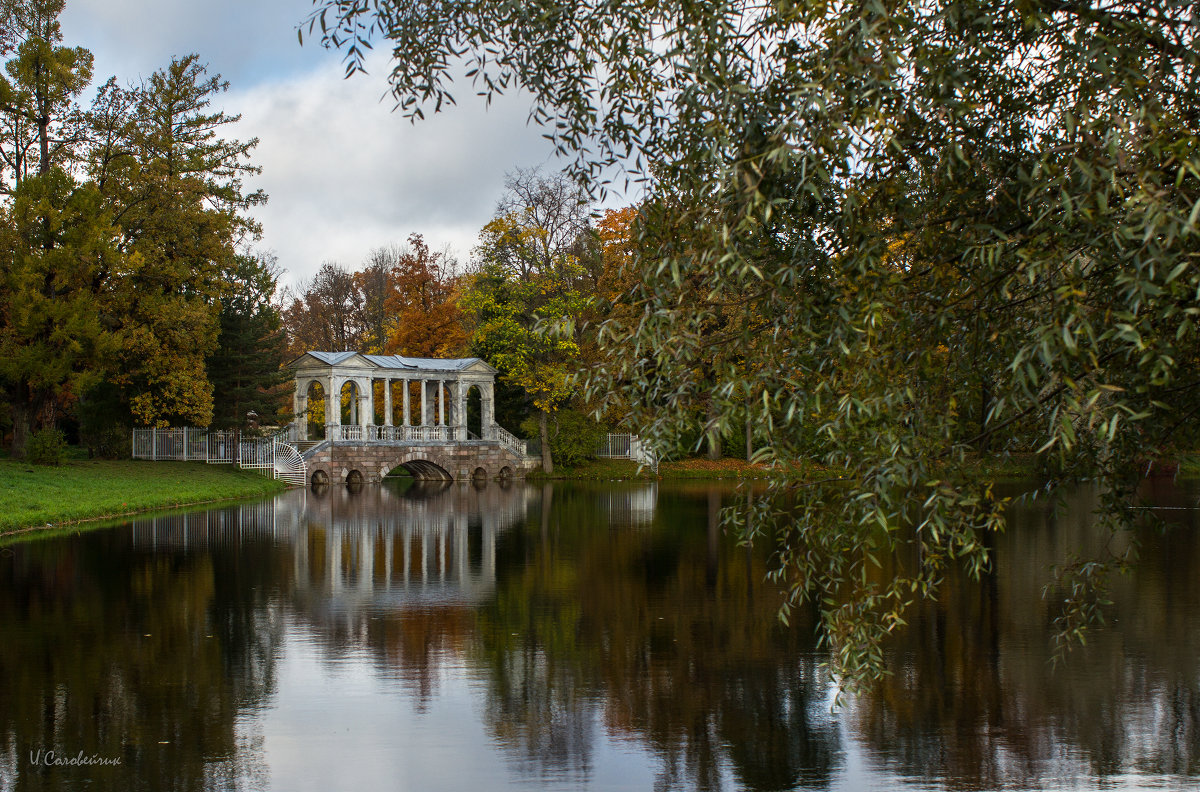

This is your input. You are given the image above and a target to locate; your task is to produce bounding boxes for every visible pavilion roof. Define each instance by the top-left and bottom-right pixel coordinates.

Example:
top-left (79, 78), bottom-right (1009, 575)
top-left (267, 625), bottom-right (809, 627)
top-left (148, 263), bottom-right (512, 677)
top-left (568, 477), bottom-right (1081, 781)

top-left (291, 351), bottom-right (493, 374)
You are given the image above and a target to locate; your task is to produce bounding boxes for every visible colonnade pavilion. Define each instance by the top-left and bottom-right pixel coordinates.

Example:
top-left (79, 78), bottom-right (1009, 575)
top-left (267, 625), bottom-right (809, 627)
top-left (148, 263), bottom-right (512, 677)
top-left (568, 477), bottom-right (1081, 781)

top-left (289, 351), bottom-right (500, 441)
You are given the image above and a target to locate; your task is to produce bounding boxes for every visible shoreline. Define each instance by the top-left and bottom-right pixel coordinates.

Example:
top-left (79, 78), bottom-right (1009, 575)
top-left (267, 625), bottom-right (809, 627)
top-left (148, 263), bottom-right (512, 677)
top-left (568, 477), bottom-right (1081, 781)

top-left (0, 459), bottom-right (288, 544)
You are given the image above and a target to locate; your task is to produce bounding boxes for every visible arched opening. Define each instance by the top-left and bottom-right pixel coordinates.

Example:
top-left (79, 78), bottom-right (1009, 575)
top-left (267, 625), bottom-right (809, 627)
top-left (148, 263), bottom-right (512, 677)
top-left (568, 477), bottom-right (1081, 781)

top-left (466, 385), bottom-right (483, 438)
top-left (382, 465), bottom-right (415, 495)
top-left (340, 381), bottom-right (359, 425)
top-left (498, 465), bottom-right (513, 480)
top-left (346, 469), bottom-right (364, 487)
top-left (373, 380), bottom-right (387, 425)
top-left (310, 469), bottom-right (329, 486)
top-left (472, 466), bottom-right (487, 481)
top-left (305, 381), bottom-right (326, 440)
top-left (389, 458), bottom-right (453, 481)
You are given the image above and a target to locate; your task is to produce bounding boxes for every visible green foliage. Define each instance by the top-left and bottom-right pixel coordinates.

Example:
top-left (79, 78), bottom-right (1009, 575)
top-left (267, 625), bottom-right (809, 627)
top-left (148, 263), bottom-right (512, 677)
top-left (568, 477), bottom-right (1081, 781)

top-left (0, 169), bottom-right (120, 454)
top-left (520, 408), bottom-right (608, 468)
top-left (24, 426), bottom-right (64, 465)
top-left (94, 54), bottom-right (264, 428)
top-left (459, 170), bottom-right (596, 471)
top-left (207, 254), bottom-right (289, 429)
top-left (0, 2), bottom-right (268, 448)
top-left (314, 0), bottom-right (1200, 688)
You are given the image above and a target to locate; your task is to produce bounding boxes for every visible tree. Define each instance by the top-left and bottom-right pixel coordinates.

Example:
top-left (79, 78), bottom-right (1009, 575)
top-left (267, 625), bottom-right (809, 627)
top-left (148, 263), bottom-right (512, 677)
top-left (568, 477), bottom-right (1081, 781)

top-left (206, 254), bottom-right (289, 429)
top-left (0, 0), bottom-right (91, 189)
top-left (381, 234), bottom-right (464, 358)
top-left (0, 169), bottom-right (119, 454)
top-left (312, 0), bottom-right (1200, 687)
top-left (281, 260), bottom-right (365, 357)
top-left (91, 54), bottom-right (264, 427)
top-left (460, 170), bottom-right (594, 472)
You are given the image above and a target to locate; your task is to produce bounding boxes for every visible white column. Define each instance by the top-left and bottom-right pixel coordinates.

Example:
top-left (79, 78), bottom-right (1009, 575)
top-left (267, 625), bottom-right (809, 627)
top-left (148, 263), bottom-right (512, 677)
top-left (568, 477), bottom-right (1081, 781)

top-left (420, 380), bottom-right (431, 426)
top-left (383, 379), bottom-right (393, 426)
top-left (325, 375), bottom-right (339, 435)
top-left (402, 377), bottom-right (411, 426)
top-left (361, 379), bottom-right (373, 427)
top-left (294, 383), bottom-right (308, 440)
top-left (438, 380), bottom-right (445, 426)
top-left (482, 381), bottom-right (495, 439)
top-left (454, 381), bottom-right (466, 435)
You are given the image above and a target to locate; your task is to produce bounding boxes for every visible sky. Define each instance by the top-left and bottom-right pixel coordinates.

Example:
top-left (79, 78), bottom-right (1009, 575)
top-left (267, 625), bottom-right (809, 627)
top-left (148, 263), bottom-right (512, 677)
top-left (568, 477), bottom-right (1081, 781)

top-left (59, 0), bottom-right (566, 290)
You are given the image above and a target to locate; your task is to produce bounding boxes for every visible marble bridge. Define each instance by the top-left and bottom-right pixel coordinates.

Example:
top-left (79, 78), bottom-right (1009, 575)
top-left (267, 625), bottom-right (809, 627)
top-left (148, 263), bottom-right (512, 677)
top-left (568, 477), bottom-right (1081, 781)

top-left (289, 351), bottom-right (537, 486)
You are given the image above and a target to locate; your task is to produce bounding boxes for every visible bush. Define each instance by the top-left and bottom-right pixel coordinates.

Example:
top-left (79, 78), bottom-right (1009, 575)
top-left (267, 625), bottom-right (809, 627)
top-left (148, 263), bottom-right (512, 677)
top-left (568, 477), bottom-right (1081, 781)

top-left (27, 427), bottom-right (66, 466)
top-left (523, 408), bottom-right (610, 467)
top-left (82, 425), bottom-right (131, 459)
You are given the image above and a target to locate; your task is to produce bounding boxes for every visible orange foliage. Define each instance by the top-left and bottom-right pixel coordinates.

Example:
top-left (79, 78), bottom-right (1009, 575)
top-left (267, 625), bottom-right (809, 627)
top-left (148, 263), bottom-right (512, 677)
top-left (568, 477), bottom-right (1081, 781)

top-left (383, 234), bottom-right (466, 358)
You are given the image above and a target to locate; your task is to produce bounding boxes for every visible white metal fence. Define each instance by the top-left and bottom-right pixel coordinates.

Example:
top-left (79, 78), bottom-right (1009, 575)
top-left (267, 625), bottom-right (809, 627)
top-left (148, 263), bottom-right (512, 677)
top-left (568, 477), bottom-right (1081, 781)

top-left (596, 433), bottom-right (658, 469)
top-left (132, 428), bottom-right (307, 487)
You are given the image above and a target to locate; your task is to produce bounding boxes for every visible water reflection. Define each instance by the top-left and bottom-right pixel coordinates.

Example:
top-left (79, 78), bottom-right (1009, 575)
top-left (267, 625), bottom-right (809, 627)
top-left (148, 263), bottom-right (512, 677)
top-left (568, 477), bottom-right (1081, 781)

top-left (0, 481), bottom-right (1199, 790)
top-left (851, 485), bottom-right (1200, 788)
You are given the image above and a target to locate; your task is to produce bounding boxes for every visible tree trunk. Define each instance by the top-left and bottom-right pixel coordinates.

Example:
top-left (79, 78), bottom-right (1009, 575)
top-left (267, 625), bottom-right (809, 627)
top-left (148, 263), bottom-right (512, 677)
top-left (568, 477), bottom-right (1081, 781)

top-left (539, 409), bottom-right (554, 474)
top-left (10, 401), bottom-right (32, 459)
top-left (745, 388), bottom-right (753, 461)
top-left (706, 401), bottom-right (722, 461)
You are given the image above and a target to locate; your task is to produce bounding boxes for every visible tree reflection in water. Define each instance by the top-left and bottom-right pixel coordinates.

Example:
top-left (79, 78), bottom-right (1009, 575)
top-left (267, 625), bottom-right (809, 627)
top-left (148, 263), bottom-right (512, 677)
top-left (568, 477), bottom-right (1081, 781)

top-left (471, 484), bottom-right (838, 791)
top-left (850, 483), bottom-right (1200, 786)
top-left (2, 480), bottom-right (1200, 791)
top-left (0, 502), bottom-right (284, 792)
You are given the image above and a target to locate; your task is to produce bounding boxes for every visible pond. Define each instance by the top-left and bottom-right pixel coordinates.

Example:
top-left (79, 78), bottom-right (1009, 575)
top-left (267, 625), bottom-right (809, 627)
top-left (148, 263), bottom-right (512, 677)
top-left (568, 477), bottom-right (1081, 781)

top-left (1, 478), bottom-right (1198, 791)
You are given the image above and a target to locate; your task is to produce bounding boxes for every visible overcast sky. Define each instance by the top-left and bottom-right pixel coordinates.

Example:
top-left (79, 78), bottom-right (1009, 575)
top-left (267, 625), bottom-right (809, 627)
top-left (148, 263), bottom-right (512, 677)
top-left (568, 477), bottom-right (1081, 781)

top-left (60, 0), bottom-right (567, 290)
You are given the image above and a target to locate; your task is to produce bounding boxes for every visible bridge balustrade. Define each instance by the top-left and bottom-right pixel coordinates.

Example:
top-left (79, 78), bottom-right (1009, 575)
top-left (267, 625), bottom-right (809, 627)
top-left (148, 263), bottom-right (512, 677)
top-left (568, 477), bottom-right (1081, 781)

top-left (324, 424), bottom-right (469, 443)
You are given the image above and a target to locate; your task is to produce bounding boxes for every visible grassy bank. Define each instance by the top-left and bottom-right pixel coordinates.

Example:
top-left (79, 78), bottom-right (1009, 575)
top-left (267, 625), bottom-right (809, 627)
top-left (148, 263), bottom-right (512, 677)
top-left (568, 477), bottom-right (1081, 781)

top-left (0, 459), bottom-right (287, 538)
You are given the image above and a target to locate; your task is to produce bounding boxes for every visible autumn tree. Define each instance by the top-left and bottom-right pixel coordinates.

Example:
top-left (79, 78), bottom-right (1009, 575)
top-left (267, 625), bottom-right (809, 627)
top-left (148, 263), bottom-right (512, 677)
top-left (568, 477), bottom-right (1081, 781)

top-left (281, 260), bottom-right (365, 358)
top-left (380, 234), bottom-right (463, 358)
top-left (88, 54), bottom-right (264, 427)
top-left (460, 170), bottom-right (594, 473)
top-left (0, 0), bottom-right (91, 189)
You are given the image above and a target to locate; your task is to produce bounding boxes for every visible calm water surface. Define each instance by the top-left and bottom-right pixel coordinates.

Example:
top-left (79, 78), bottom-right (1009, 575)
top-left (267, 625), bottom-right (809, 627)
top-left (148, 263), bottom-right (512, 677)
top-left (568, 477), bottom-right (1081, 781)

top-left (1, 479), bottom-right (1199, 791)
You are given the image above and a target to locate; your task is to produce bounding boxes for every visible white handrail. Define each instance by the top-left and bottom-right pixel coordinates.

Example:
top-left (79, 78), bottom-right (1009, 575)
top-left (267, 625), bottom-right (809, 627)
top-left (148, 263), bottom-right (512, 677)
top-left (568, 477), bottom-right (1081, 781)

top-left (494, 425), bottom-right (527, 457)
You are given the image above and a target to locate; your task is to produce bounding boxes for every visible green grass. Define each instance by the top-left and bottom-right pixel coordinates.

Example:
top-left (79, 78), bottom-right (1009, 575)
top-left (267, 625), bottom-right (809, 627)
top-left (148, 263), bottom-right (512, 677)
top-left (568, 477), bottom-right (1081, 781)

top-left (0, 459), bottom-right (287, 537)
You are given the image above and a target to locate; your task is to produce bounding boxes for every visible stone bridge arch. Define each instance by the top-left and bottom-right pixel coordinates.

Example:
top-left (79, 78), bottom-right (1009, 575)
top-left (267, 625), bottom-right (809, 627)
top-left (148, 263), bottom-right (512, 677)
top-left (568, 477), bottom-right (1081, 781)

top-left (388, 453), bottom-right (454, 481)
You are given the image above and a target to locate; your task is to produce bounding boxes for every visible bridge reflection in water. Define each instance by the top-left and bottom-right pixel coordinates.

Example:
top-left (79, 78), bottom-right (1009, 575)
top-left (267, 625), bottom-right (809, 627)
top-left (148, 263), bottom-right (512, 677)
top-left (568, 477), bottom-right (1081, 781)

top-left (126, 481), bottom-right (659, 609)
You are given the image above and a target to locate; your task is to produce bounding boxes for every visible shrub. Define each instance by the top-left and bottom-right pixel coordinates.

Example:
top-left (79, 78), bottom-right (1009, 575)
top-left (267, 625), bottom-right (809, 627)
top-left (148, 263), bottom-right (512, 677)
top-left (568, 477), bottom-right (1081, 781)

top-left (523, 408), bottom-right (609, 467)
top-left (27, 427), bottom-right (66, 466)
top-left (83, 425), bottom-right (131, 459)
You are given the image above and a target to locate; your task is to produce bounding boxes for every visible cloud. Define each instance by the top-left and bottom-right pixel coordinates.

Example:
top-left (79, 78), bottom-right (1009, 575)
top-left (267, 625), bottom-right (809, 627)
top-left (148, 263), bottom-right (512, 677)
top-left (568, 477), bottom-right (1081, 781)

top-left (62, 1), bottom-right (634, 291)
top-left (61, 0), bottom-right (323, 87)
top-left (226, 56), bottom-right (561, 288)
